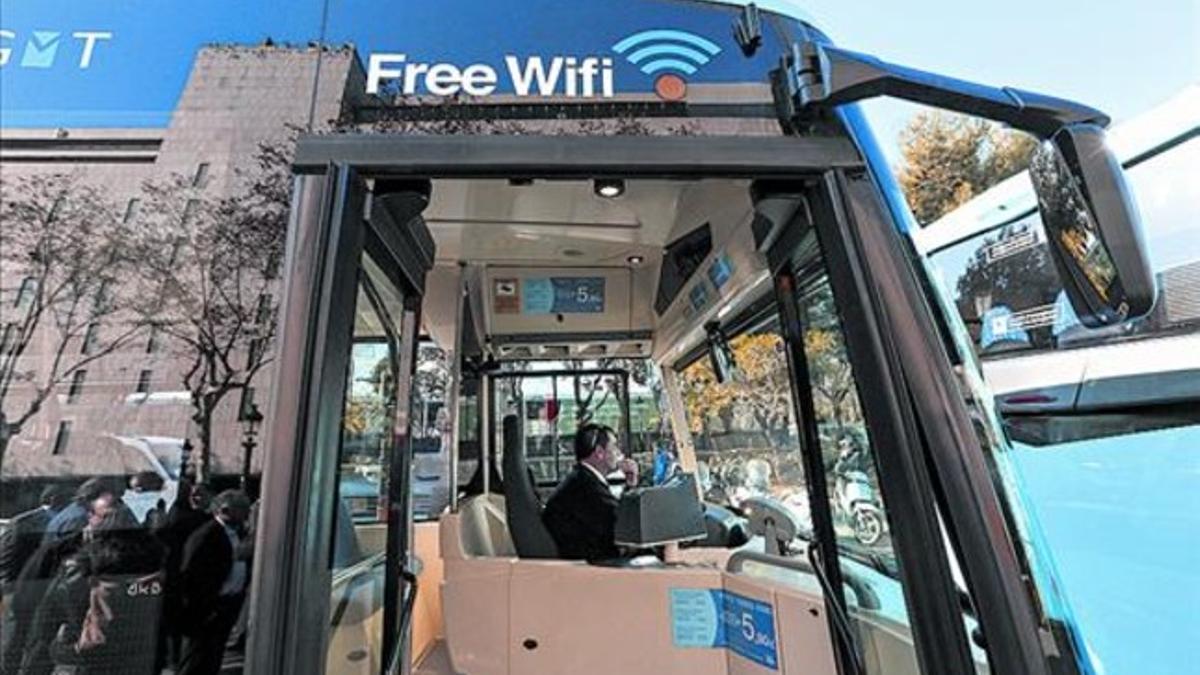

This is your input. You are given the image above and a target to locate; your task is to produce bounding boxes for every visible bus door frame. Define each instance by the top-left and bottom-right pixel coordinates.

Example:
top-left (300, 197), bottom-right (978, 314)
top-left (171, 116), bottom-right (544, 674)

top-left (264, 133), bottom-right (1044, 675)
top-left (249, 163), bottom-right (434, 675)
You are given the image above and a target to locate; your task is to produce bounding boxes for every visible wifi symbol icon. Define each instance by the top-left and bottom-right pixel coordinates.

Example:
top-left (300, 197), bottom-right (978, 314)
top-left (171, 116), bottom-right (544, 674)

top-left (612, 29), bottom-right (722, 101)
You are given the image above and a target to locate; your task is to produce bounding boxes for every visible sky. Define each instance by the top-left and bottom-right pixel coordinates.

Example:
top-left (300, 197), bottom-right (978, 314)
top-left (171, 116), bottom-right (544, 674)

top-left (774, 0), bottom-right (1198, 166)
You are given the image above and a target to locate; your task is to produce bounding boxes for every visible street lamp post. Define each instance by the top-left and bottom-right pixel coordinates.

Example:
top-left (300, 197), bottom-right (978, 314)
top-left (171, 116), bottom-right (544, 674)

top-left (240, 402), bottom-right (263, 491)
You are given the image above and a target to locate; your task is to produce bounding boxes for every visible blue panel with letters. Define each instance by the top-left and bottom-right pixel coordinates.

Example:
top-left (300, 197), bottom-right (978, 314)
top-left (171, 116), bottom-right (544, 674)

top-left (707, 253), bottom-right (734, 290)
top-left (669, 588), bottom-right (778, 670)
top-left (721, 591), bottom-right (778, 669)
top-left (522, 277), bottom-right (605, 314)
top-left (688, 281), bottom-right (710, 313)
top-left (670, 589), bottom-right (723, 648)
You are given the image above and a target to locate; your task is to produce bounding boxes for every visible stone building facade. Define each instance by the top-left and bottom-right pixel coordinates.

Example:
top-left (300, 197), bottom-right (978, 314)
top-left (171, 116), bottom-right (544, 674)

top-left (1, 41), bottom-right (782, 503)
top-left (0, 45), bottom-right (363, 485)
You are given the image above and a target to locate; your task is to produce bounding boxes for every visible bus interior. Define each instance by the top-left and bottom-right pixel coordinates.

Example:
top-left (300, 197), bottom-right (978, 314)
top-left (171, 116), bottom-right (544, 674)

top-left (255, 134), bottom-right (999, 675)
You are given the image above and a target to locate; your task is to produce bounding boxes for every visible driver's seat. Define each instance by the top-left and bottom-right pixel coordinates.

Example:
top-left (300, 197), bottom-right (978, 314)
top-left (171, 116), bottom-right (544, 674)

top-left (501, 414), bottom-right (559, 558)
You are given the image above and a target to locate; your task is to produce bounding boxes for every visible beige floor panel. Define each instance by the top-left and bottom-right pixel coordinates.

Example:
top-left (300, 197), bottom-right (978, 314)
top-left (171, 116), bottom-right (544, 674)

top-left (442, 558), bottom-right (515, 674)
top-left (508, 562), bottom-right (727, 675)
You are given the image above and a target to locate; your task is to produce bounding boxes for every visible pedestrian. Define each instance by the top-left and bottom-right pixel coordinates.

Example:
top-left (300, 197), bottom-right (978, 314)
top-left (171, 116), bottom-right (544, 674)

top-left (43, 498), bottom-right (165, 675)
top-left (0, 480), bottom-right (116, 675)
top-left (177, 490), bottom-right (252, 675)
top-left (155, 479), bottom-right (212, 669)
top-left (41, 478), bottom-right (115, 545)
top-left (0, 485), bottom-right (70, 593)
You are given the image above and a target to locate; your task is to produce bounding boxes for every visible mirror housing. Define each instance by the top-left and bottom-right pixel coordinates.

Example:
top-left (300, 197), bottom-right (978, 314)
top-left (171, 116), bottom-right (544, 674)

top-left (1029, 124), bottom-right (1156, 327)
top-left (783, 39), bottom-right (1158, 329)
top-left (705, 322), bottom-right (736, 383)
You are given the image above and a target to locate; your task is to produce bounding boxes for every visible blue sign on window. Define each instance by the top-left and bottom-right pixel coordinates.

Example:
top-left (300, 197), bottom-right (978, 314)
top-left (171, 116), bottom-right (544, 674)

top-left (979, 305), bottom-right (1030, 350)
top-left (522, 277), bottom-right (605, 314)
top-left (707, 253), bottom-right (734, 290)
top-left (688, 281), bottom-right (711, 312)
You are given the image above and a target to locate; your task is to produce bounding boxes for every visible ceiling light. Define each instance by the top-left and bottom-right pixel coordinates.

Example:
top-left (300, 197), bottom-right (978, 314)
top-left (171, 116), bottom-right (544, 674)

top-left (594, 178), bottom-right (625, 198)
top-left (626, 254), bottom-right (645, 266)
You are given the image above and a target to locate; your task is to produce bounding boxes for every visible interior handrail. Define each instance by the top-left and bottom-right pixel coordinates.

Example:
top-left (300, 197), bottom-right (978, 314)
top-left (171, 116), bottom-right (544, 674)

top-left (726, 549), bottom-right (881, 611)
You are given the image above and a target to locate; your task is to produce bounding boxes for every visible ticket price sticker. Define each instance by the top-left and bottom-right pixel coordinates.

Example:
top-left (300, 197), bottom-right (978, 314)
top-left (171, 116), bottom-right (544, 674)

top-left (522, 277), bottom-right (605, 314)
top-left (669, 588), bottom-right (778, 670)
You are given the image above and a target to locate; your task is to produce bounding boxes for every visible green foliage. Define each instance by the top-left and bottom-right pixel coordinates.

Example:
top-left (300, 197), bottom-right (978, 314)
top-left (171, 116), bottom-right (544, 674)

top-left (897, 111), bottom-right (1038, 225)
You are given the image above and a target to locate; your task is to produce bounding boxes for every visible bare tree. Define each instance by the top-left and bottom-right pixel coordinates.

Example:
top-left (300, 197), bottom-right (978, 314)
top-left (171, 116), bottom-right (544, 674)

top-left (0, 173), bottom-right (149, 471)
top-left (134, 140), bottom-right (290, 482)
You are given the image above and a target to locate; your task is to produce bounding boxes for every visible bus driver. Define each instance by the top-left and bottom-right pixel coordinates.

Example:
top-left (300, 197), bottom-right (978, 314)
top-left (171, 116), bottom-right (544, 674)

top-left (542, 423), bottom-right (639, 561)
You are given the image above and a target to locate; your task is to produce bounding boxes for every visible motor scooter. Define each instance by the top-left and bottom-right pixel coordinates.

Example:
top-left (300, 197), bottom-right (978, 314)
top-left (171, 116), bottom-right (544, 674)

top-left (833, 441), bottom-right (886, 546)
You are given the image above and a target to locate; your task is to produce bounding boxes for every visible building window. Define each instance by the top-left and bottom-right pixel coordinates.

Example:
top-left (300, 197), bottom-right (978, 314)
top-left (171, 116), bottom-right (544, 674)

top-left (238, 386), bottom-right (257, 420)
top-left (136, 369), bottom-right (153, 394)
top-left (52, 421), bottom-right (72, 455)
top-left (81, 322), bottom-right (100, 355)
top-left (93, 280), bottom-right (112, 312)
top-left (168, 237), bottom-right (185, 266)
top-left (264, 251), bottom-right (282, 280)
top-left (255, 293), bottom-right (273, 325)
top-left (182, 199), bottom-right (200, 224)
top-left (1, 323), bottom-right (18, 353)
top-left (123, 198), bottom-right (141, 223)
top-left (192, 162), bottom-right (211, 188)
top-left (48, 197), bottom-right (65, 221)
top-left (146, 325), bottom-right (162, 353)
top-left (68, 370), bottom-right (87, 404)
top-left (15, 277), bottom-right (37, 309)
top-left (247, 338), bottom-right (264, 367)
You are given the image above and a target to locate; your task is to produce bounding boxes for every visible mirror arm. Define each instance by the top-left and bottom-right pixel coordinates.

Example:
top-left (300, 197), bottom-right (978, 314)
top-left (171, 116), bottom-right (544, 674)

top-left (780, 40), bottom-right (1109, 138)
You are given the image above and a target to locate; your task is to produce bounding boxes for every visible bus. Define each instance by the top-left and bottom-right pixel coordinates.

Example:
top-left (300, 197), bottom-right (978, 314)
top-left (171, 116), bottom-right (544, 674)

top-left (1, 2), bottom-right (1191, 675)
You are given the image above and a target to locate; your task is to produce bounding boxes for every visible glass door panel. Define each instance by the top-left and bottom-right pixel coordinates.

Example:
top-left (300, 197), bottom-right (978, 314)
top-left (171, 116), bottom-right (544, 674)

top-left (324, 245), bottom-right (412, 675)
top-left (250, 166), bottom-right (431, 675)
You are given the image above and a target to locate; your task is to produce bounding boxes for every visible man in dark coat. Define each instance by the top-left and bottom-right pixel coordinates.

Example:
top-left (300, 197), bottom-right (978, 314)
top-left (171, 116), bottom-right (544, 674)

top-left (0, 486), bottom-right (69, 593)
top-left (154, 480), bottom-right (211, 668)
top-left (0, 483), bottom-right (119, 675)
top-left (41, 478), bottom-right (114, 545)
top-left (31, 501), bottom-right (165, 675)
top-left (2, 491), bottom-right (142, 675)
top-left (177, 490), bottom-right (251, 675)
top-left (542, 423), bottom-right (639, 561)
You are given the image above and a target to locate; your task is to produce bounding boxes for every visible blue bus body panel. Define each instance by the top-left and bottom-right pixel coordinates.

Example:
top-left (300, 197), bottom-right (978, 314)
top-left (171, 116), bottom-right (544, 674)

top-left (1, 0), bottom-right (797, 128)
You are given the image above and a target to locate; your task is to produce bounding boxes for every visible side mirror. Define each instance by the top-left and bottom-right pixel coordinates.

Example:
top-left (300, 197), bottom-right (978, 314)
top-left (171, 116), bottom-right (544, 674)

top-left (705, 322), bottom-right (736, 383)
top-left (1029, 124), bottom-right (1156, 327)
top-left (780, 40), bottom-right (1157, 329)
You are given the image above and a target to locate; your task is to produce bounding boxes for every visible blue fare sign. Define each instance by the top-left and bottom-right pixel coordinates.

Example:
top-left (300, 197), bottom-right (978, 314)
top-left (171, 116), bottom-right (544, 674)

top-left (669, 588), bottom-right (778, 670)
top-left (522, 277), bottom-right (605, 314)
top-left (688, 281), bottom-right (711, 313)
top-left (670, 589), bottom-right (723, 648)
top-left (707, 252), bottom-right (735, 290)
top-left (721, 591), bottom-right (778, 669)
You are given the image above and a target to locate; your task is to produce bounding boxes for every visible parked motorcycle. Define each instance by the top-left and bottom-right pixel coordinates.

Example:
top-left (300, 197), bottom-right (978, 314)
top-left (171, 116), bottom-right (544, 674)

top-left (833, 440), bottom-right (886, 546)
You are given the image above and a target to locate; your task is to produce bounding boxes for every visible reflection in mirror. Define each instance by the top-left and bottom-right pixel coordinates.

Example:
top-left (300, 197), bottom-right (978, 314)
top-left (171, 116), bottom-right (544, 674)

top-left (1030, 142), bottom-right (1119, 301)
top-left (1028, 123), bottom-right (1154, 327)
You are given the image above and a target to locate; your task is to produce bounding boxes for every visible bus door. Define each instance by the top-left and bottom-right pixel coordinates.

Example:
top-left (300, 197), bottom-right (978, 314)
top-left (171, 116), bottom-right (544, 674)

top-left (249, 166), bottom-right (435, 675)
